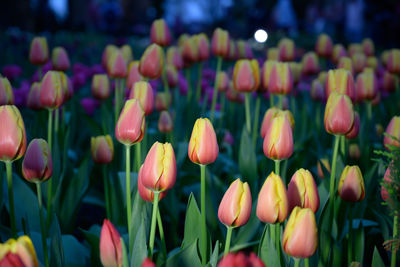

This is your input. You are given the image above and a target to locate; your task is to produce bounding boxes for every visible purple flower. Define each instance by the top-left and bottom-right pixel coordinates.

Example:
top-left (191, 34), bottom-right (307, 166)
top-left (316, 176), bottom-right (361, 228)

top-left (80, 97), bottom-right (100, 116)
top-left (2, 65), bottom-right (22, 80)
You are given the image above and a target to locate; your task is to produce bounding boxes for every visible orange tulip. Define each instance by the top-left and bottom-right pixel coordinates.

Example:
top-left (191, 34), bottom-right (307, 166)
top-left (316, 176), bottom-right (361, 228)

top-left (338, 165), bottom-right (365, 202)
top-left (211, 28), bottom-right (230, 57)
top-left (0, 236), bottom-right (38, 267)
top-left (91, 135), bottom-right (114, 164)
top-left (261, 60), bottom-right (276, 90)
top-left (102, 44), bottom-right (118, 69)
top-left (332, 44), bottom-right (347, 64)
top-left (107, 49), bottom-right (127, 78)
top-left (216, 71), bottom-right (230, 92)
top-left (278, 38), bottom-right (295, 61)
top-left (355, 68), bottom-right (378, 101)
top-left (325, 69), bottom-right (355, 101)
top-left (233, 59), bottom-right (260, 92)
top-left (115, 99), bottom-right (145, 146)
top-left (362, 38), bottom-right (374, 56)
top-left (52, 47), bottom-right (70, 71)
top-left (129, 81), bottom-right (154, 115)
top-left (138, 165), bottom-right (167, 202)
top-left (288, 169), bottom-right (320, 213)
top-left (150, 18), bottom-right (171, 47)
top-left (29, 37), bottom-right (49, 65)
top-left (120, 44), bottom-right (133, 64)
top-left (387, 49), bottom-right (400, 74)
top-left (92, 74), bottom-right (110, 100)
top-left (337, 57), bottom-right (353, 74)
top-left (100, 219), bottom-right (122, 267)
top-left (268, 62), bottom-right (293, 95)
top-left (188, 118), bottom-right (219, 165)
top-left (263, 114), bottom-right (293, 160)
top-left (166, 46), bottom-right (183, 70)
top-left (260, 108), bottom-right (294, 139)
top-left (352, 53), bottom-right (367, 73)
top-left (166, 64), bottom-right (179, 88)
top-left (324, 92), bottom-right (354, 135)
top-left (139, 44), bottom-right (164, 79)
top-left (315, 33), bottom-right (333, 57)
top-left (301, 52), bottom-right (319, 75)
top-left (126, 61), bottom-right (142, 90)
top-left (39, 71), bottom-right (64, 109)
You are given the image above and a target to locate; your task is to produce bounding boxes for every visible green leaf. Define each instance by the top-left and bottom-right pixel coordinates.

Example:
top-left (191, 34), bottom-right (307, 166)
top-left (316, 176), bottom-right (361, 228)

top-left (371, 246), bottom-right (385, 267)
top-left (130, 190), bottom-right (151, 254)
top-left (81, 226), bottom-right (101, 267)
top-left (62, 235), bottom-right (90, 266)
top-left (166, 240), bottom-right (202, 267)
top-left (181, 193), bottom-right (202, 249)
top-left (258, 224), bottom-right (280, 267)
top-left (353, 226), bottom-right (365, 263)
top-left (49, 215), bottom-right (65, 267)
top-left (238, 126), bottom-right (258, 186)
top-left (130, 221), bottom-right (148, 267)
top-left (209, 241), bottom-right (220, 267)
top-left (121, 237), bottom-right (129, 267)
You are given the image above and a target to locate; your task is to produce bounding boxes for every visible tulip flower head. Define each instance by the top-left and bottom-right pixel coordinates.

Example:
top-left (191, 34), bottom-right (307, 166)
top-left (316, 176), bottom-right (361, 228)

top-left (195, 33), bottom-right (210, 61)
top-left (362, 38), bottom-right (374, 56)
top-left (92, 74), bottom-right (110, 100)
top-left (107, 49), bottom-right (127, 78)
top-left (166, 46), bottom-right (184, 70)
top-left (233, 59), bottom-right (260, 92)
top-left (218, 178), bottom-right (252, 227)
top-left (182, 36), bottom-right (199, 65)
top-left (366, 56), bottom-right (378, 70)
top-left (338, 165), bottom-right (365, 202)
top-left (139, 44), bottom-right (164, 79)
top-left (188, 118), bottom-right (219, 165)
top-left (22, 139), bottom-right (52, 183)
top-left (387, 49), bottom-right (400, 74)
top-left (324, 92), bottom-right (355, 135)
top-left (218, 252), bottom-right (265, 267)
top-left (352, 52), bottom-right (367, 73)
top-left (315, 33), bottom-right (333, 57)
top-left (260, 108), bottom-right (294, 139)
top-left (345, 111), bottom-right (360, 139)
top-left (115, 99), bottom-right (145, 146)
top-left (211, 28), bottom-right (230, 57)
top-left (310, 79), bottom-right (325, 101)
top-left (158, 110), bottom-right (173, 133)
top-left (52, 47), bottom-right (70, 71)
top-left (141, 258), bottom-right (156, 267)
top-left (278, 38), bottom-right (295, 61)
top-left (129, 81), bottom-right (154, 115)
top-left (289, 62), bottom-right (302, 85)
top-left (301, 52), bottom-right (320, 75)
top-left (288, 169), bottom-right (320, 212)
top-left (27, 82), bottom-right (42, 110)
top-left (355, 68), bottom-right (378, 101)
top-left (0, 77), bottom-right (14, 105)
top-left (383, 116), bottom-right (400, 150)
top-left (338, 57), bottom-right (354, 74)
top-left (282, 207), bottom-right (318, 258)
top-left (349, 143), bottom-right (361, 160)
top-left (29, 37), bottom-right (49, 65)
top-left (120, 44), bottom-right (133, 64)
top-left (39, 71), bottom-right (64, 110)
top-left (267, 47), bottom-right (279, 61)
top-left (268, 62), bottom-right (293, 95)
top-left (155, 92), bottom-right (171, 111)
top-left (263, 114), bottom-right (293, 160)
top-left (348, 44), bottom-right (362, 57)
top-left (166, 64), bottom-right (179, 88)
top-left (100, 219), bottom-right (122, 267)
top-left (261, 60), bottom-right (276, 90)
top-left (138, 165), bottom-right (167, 202)
top-left (126, 61), bottom-right (142, 90)
top-left (102, 44), bottom-right (118, 68)
top-left (382, 71), bottom-right (397, 93)
top-left (91, 135), bottom-right (114, 164)
top-left (256, 172), bottom-right (289, 224)
top-left (216, 71), bottom-right (230, 92)
top-left (0, 235), bottom-right (39, 267)
top-left (326, 69), bottom-right (355, 100)
top-left (332, 44), bottom-right (347, 64)
top-left (150, 18), bottom-right (172, 47)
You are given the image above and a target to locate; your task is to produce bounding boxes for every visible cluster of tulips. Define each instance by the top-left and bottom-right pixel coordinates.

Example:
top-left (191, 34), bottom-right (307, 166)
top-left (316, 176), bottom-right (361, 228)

top-left (0, 17), bottom-right (399, 267)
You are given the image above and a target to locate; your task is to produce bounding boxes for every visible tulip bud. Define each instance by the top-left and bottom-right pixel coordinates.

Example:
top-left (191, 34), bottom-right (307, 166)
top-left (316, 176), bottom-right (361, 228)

top-left (91, 135), bottom-right (114, 164)
top-left (267, 47), bottom-right (279, 61)
top-left (182, 36), bottom-right (199, 64)
top-left (158, 110), bottom-right (173, 133)
top-left (166, 47), bottom-right (183, 70)
top-left (218, 178), bottom-right (252, 227)
top-left (263, 114), bottom-right (293, 160)
top-left (0, 77), bottom-right (14, 105)
top-left (338, 165), bottom-right (365, 202)
top-left (256, 172), bottom-right (289, 223)
top-left (348, 44), bottom-right (362, 57)
top-left (381, 50), bottom-right (390, 67)
top-left (301, 52), bottom-right (319, 75)
top-left (345, 111), bottom-right (360, 139)
top-left (91, 74), bottom-right (110, 100)
top-left (27, 82), bottom-right (42, 110)
top-left (288, 169), bottom-right (320, 213)
top-left (337, 57), bottom-right (353, 74)
top-left (195, 33), bottom-right (210, 61)
top-left (383, 116), bottom-right (400, 150)
top-left (211, 28), bottom-right (230, 57)
top-left (126, 61), bottom-right (142, 90)
top-left (121, 44), bottom-right (133, 64)
top-left (317, 158), bottom-right (330, 179)
top-left (52, 47), bottom-right (70, 71)
top-left (317, 71), bottom-right (327, 85)
top-left (260, 108), bottom-right (294, 139)
top-left (324, 92), bottom-right (354, 135)
top-left (289, 62), bottom-right (302, 85)
top-left (155, 92), bottom-right (171, 111)
top-left (218, 252), bottom-right (265, 267)
top-left (0, 105), bottom-right (27, 162)
top-left (22, 138), bottom-right (52, 183)
top-left (139, 44), bottom-right (164, 79)
top-left (166, 65), bottom-right (178, 88)
top-left (332, 44), bottom-right (347, 64)
top-left (315, 33), bottom-right (333, 57)
top-left (59, 71), bottom-right (73, 102)
top-left (261, 60), bottom-right (276, 90)
top-left (349, 143), bottom-right (361, 160)
top-left (311, 79), bottom-right (325, 101)
top-left (227, 40), bottom-right (238, 61)
top-left (216, 71), bottom-right (230, 92)
top-left (138, 165), bottom-right (167, 202)
top-left (0, 235), bottom-right (39, 267)
top-left (236, 40), bottom-right (253, 59)
top-left (226, 82), bottom-right (244, 103)
top-left (387, 49), bottom-right (400, 74)
top-left (150, 18), bottom-right (172, 47)
top-left (326, 69), bottom-right (355, 100)
top-left (29, 37), bottom-right (49, 65)
top-left (362, 38), bottom-right (374, 56)
top-left (102, 44), bottom-right (118, 68)
top-left (366, 56), bottom-right (378, 70)
top-left (115, 99), bottom-right (145, 146)
top-left (382, 71), bottom-right (397, 93)
top-left (282, 207), bottom-right (318, 258)
top-left (107, 49), bottom-right (127, 78)
top-left (352, 53), bottom-right (367, 73)
top-left (129, 81), bottom-right (154, 115)
top-left (141, 258), bottom-right (156, 267)
top-left (355, 68), bottom-right (378, 101)
top-left (188, 118), bottom-right (219, 165)
top-left (278, 38), bottom-right (295, 61)
top-left (233, 59), bottom-right (260, 92)
top-left (100, 219), bottom-right (122, 267)
top-left (39, 71), bottom-right (64, 110)
top-left (268, 62), bottom-right (293, 95)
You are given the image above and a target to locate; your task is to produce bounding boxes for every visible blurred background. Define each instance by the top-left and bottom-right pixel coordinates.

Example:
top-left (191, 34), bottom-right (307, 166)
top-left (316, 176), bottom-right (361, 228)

top-left (1, 0), bottom-right (400, 48)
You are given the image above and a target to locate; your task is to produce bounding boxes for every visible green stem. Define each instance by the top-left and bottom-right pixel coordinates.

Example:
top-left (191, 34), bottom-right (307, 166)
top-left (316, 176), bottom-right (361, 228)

top-left (135, 142), bottom-right (141, 172)
top-left (36, 182), bottom-right (49, 267)
top-left (340, 135), bottom-right (346, 157)
top-left (244, 93), bottom-right (251, 133)
top-left (294, 258), bottom-right (300, 267)
top-left (224, 226), bottom-right (233, 255)
top-left (6, 162), bottom-right (16, 238)
top-left (276, 223), bottom-right (281, 262)
top-left (38, 65), bottom-right (43, 80)
top-left (186, 68), bottom-right (192, 102)
top-left (275, 160), bottom-right (281, 177)
top-left (125, 145), bottom-right (132, 253)
top-left (200, 164), bottom-right (207, 265)
top-left (218, 95), bottom-right (226, 130)
top-left (114, 79), bottom-right (120, 125)
top-left (305, 258), bottom-right (309, 267)
top-left (54, 108), bottom-right (59, 133)
top-left (270, 224), bottom-right (276, 249)
top-left (366, 101), bottom-right (372, 122)
top-left (329, 135), bottom-right (340, 204)
top-left (46, 109), bottom-right (53, 226)
top-left (210, 56), bottom-right (223, 122)
top-left (392, 215), bottom-right (398, 267)
top-left (252, 96), bottom-right (261, 147)
top-left (278, 95), bottom-right (283, 109)
top-left (149, 192), bottom-right (160, 259)
top-left (270, 94), bottom-right (274, 107)
top-left (157, 209), bottom-right (167, 259)
top-left (162, 62), bottom-right (170, 96)
top-left (196, 62), bottom-right (203, 101)
top-left (348, 207), bottom-right (353, 266)
top-left (103, 165), bottom-right (111, 220)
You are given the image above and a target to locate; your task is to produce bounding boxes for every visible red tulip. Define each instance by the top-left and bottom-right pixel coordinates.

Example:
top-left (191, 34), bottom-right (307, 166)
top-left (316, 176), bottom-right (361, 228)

top-left (22, 139), bottom-right (52, 183)
top-left (129, 81), bottom-right (154, 115)
top-left (263, 114), bottom-right (293, 160)
top-left (324, 92), bottom-right (355, 135)
top-left (29, 37), bottom-right (49, 65)
top-left (211, 28), bottom-right (230, 57)
top-left (100, 219), bottom-right (122, 267)
top-left (92, 74), bottom-right (110, 100)
top-left (91, 135), bottom-right (114, 164)
top-left (150, 19), bottom-right (171, 47)
top-left (338, 165), bottom-right (365, 202)
top-left (39, 71), bottom-right (64, 110)
top-left (115, 99), bottom-right (145, 146)
top-left (288, 169), bottom-right (320, 212)
top-left (52, 47), bottom-right (70, 71)
top-left (139, 44), bottom-right (164, 79)
top-left (188, 118), bottom-right (219, 165)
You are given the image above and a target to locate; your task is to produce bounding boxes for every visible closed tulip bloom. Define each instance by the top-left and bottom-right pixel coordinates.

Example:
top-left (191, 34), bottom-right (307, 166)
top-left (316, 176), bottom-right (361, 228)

top-left (100, 219), bottom-right (122, 267)
top-left (129, 81), bottom-right (154, 115)
top-left (0, 105), bottom-right (27, 162)
top-left (195, 33), bottom-right (210, 61)
top-left (269, 62), bottom-right (293, 95)
top-left (260, 108), bottom-right (294, 138)
top-left (139, 44), bottom-right (164, 79)
top-left (382, 71), bottom-right (397, 93)
top-left (236, 40), bottom-right (253, 59)
top-left (138, 165), bottom-right (167, 202)
top-left (337, 57), bottom-right (354, 74)
top-left (348, 43), bottom-right (362, 57)
top-left (218, 252), bottom-right (265, 267)
top-left (263, 114), bottom-right (293, 160)
top-left (91, 135), bottom-right (114, 164)
top-left (0, 77), bottom-right (14, 105)
top-left (150, 18), bottom-right (171, 47)
top-left (182, 36), bottom-right (199, 64)
top-left (158, 110), bottom-right (173, 133)
top-left (352, 53), bottom-right (367, 73)
top-left (141, 258), bottom-right (156, 267)
top-left (166, 64), bottom-right (178, 88)
top-left (387, 49), bottom-right (400, 74)
top-left (366, 56), bottom-right (378, 70)
top-left (301, 52), bottom-right (319, 75)
top-left (216, 71), bottom-right (230, 92)
top-left (346, 112), bottom-right (360, 139)
top-left (166, 47), bottom-right (183, 70)
top-left (362, 38), bottom-right (374, 56)
top-left (155, 92), bottom-right (171, 111)
top-left (315, 33), bottom-right (333, 57)
top-left (52, 47), bottom-right (70, 71)
top-left (102, 44), bottom-right (118, 68)
top-left (338, 165), bottom-right (365, 202)
top-left (188, 118), bottom-right (219, 165)
top-left (384, 116), bottom-right (400, 150)
top-left (324, 92), bottom-right (354, 135)
top-left (261, 60), bottom-right (276, 90)
top-left (59, 71), bottom-right (73, 102)
top-left (178, 33), bottom-right (189, 48)
top-left (0, 235), bottom-right (39, 267)
top-left (218, 178), bottom-right (252, 227)
top-left (120, 44), bottom-right (133, 64)
top-left (256, 172), bottom-right (289, 223)
top-left (22, 139), bottom-right (52, 183)
top-left (349, 143), bottom-right (361, 160)
top-left (227, 40), bottom-right (238, 61)
top-left (27, 82), bottom-right (42, 110)
top-left (115, 99), bottom-right (145, 146)
top-left (226, 82), bottom-right (244, 103)
top-left (288, 169), bottom-right (320, 213)
top-left (282, 207), bottom-right (318, 258)
top-left (317, 158), bottom-right (330, 179)
top-left (211, 28), bottom-right (230, 57)
top-left (126, 61), bottom-right (142, 90)
top-left (107, 49), bottom-right (127, 78)
top-left (317, 71), bottom-right (327, 85)
top-left (29, 37), bottom-right (49, 65)
top-left (39, 71), bottom-right (64, 110)
top-left (289, 62), bottom-right (302, 85)
top-left (278, 38), bottom-right (295, 61)
top-left (326, 69), bottom-right (355, 100)
top-left (311, 79), bottom-right (325, 101)
top-left (267, 47), bottom-right (279, 61)
top-left (233, 59), bottom-right (260, 92)
top-left (332, 44), bottom-right (347, 64)
top-left (91, 74), bottom-right (110, 100)
top-left (355, 68), bottom-right (378, 100)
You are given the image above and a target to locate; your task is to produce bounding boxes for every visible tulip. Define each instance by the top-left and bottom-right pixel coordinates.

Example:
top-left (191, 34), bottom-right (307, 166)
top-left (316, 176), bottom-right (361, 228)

top-left (362, 38), bottom-right (374, 56)
top-left (195, 33), bottom-right (210, 61)
top-left (102, 44), bottom-right (118, 68)
top-left (236, 40), bottom-right (253, 59)
top-left (223, 131), bottom-right (234, 146)
top-left (387, 49), bottom-right (400, 74)
top-left (226, 82), bottom-right (244, 103)
top-left (166, 46), bottom-right (183, 70)
top-left (107, 49), bottom-right (127, 79)
top-left (355, 68), bottom-right (378, 101)
top-left (382, 71), bottom-right (397, 93)
top-left (289, 62), bottom-right (302, 85)
top-left (311, 79), bottom-right (325, 101)
top-left (261, 60), bottom-right (276, 90)
top-left (383, 116), bottom-right (400, 150)
top-left (337, 57), bottom-right (353, 74)
top-left (27, 82), bottom-right (42, 110)
top-left (22, 139), bottom-right (52, 183)
top-left (317, 158), bottom-right (331, 179)
top-left (338, 165), bottom-right (365, 202)
top-left (349, 143), bottom-right (361, 160)
top-left (381, 166), bottom-right (392, 202)
top-left (150, 18), bottom-right (171, 46)
top-left (218, 252), bottom-right (265, 267)
top-left (126, 61), bottom-right (142, 90)
top-left (227, 40), bottom-right (238, 61)
top-left (263, 114), bottom-right (293, 160)
top-left (141, 258), bottom-right (156, 267)
top-left (91, 135), bottom-right (114, 164)
top-left (324, 92), bottom-right (354, 135)
top-left (348, 44), bottom-right (362, 57)
top-left (216, 71), bottom-right (230, 92)
top-left (211, 28), bottom-right (230, 57)
top-left (166, 65), bottom-right (178, 88)
top-left (0, 236), bottom-right (39, 267)
top-left (52, 47), bottom-right (70, 71)
top-left (91, 74), bottom-right (110, 100)
top-left (158, 110), bottom-right (173, 133)
top-left (260, 108), bottom-right (294, 138)
top-left (29, 37), bottom-right (49, 66)
top-left (268, 62), bottom-right (293, 95)
top-left (345, 112), bottom-right (360, 139)
top-left (301, 52), bottom-right (319, 75)
top-left (139, 44), bottom-right (164, 79)
top-left (188, 118), bottom-right (219, 165)
top-left (366, 56), bottom-right (378, 70)
top-left (317, 71), bottom-right (327, 85)
top-left (115, 99), bottom-right (145, 146)
top-left (282, 207), bottom-right (318, 258)
top-left (178, 33), bottom-right (189, 48)
top-left (352, 52), bottom-right (367, 73)
top-left (155, 92), bottom-right (171, 111)
top-left (278, 38), bottom-right (295, 61)
top-left (182, 36), bottom-right (199, 64)
top-left (267, 47), bottom-right (279, 61)
top-left (120, 44), bottom-right (133, 64)
top-left (137, 165), bottom-right (168, 203)
top-left (233, 59), bottom-right (260, 92)
top-left (100, 219), bottom-right (122, 267)
top-left (288, 169), bottom-right (320, 213)
top-left (332, 44), bottom-right (347, 64)
top-left (315, 33), bottom-right (333, 57)
top-left (39, 71), bottom-right (64, 110)
top-left (325, 69), bottom-right (355, 100)
top-left (256, 172), bottom-right (289, 224)
top-left (0, 77), bottom-right (14, 105)
top-left (59, 71), bottom-right (73, 102)
top-left (129, 81), bottom-right (154, 115)
top-left (2, 65), bottom-right (22, 80)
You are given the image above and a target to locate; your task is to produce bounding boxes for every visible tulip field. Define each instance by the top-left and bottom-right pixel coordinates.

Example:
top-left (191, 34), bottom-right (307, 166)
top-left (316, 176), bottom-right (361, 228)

top-left (0, 22), bottom-right (400, 267)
